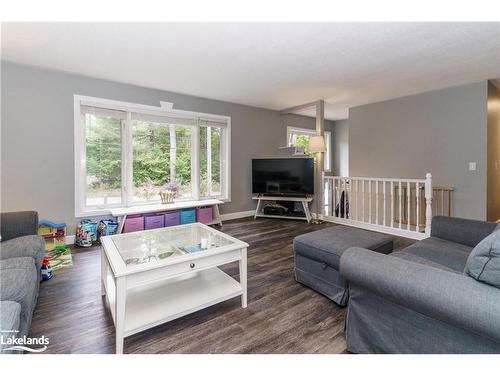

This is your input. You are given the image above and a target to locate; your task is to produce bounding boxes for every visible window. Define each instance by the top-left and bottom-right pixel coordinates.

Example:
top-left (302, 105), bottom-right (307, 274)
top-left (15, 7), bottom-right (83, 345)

top-left (82, 106), bottom-right (125, 209)
top-left (200, 122), bottom-right (224, 197)
top-left (75, 96), bottom-right (230, 216)
top-left (130, 114), bottom-right (194, 202)
top-left (286, 126), bottom-right (331, 171)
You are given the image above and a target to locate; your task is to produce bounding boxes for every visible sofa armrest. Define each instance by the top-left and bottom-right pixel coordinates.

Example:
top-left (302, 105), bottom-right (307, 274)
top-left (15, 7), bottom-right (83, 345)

top-left (0, 235), bottom-right (46, 272)
top-left (0, 211), bottom-right (38, 242)
top-left (340, 247), bottom-right (500, 344)
top-left (431, 216), bottom-right (497, 248)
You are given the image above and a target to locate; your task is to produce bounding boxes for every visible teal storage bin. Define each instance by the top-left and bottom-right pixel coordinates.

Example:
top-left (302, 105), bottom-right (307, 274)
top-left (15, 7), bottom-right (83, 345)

top-left (180, 208), bottom-right (196, 224)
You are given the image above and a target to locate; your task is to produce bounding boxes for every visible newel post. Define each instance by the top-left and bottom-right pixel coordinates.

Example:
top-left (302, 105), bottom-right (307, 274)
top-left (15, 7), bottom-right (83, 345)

top-left (424, 173), bottom-right (433, 236)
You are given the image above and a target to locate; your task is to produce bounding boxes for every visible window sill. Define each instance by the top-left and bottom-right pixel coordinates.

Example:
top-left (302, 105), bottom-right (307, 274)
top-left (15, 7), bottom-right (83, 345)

top-left (76, 197), bottom-right (230, 218)
top-left (75, 208), bottom-right (114, 218)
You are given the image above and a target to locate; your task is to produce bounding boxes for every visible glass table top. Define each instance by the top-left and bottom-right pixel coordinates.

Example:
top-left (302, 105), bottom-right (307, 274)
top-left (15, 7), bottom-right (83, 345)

top-left (111, 224), bottom-right (236, 267)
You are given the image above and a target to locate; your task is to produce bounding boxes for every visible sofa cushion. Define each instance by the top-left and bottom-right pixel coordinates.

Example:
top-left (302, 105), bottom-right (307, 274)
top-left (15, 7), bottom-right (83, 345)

top-left (464, 228), bottom-right (500, 288)
top-left (402, 237), bottom-right (471, 273)
top-left (294, 226), bottom-right (393, 269)
top-left (0, 263), bottom-right (38, 336)
top-left (0, 211), bottom-right (38, 242)
top-left (390, 251), bottom-right (460, 273)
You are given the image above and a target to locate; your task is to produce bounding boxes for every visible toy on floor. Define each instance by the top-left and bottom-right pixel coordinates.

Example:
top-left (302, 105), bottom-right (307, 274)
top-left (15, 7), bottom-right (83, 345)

top-left (82, 219), bottom-right (98, 241)
top-left (41, 256), bottom-right (53, 281)
top-left (47, 246), bottom-right (73, 271)
top-left (76, 218), bottom-right (118, 247)
top-left (38, 220), bottom-right (66, 251)
top-left (75, 219), bottom-right (98, 247)
top-left (97, 219), bottom-right (118, 244)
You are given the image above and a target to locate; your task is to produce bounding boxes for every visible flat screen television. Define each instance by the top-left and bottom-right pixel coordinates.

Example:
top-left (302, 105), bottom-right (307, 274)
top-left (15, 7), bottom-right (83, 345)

top-left (252, 158), bottom-right (314, 196)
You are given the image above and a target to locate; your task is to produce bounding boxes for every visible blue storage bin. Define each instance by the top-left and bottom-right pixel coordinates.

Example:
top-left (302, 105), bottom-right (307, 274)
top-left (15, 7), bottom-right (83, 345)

top-left (180, 208), bottom-right (196, 224)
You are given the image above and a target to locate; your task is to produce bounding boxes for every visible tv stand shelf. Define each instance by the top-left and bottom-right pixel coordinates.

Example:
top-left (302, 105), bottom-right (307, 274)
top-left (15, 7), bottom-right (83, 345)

top-left (252, 195), bottom-right (313, 223)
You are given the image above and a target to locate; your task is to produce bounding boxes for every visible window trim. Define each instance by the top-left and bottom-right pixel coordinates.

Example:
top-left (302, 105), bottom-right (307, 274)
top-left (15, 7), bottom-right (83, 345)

top-left (286, 126), bottom-right (332, 172)
top-left (74, 95), bottom-right (231, 217)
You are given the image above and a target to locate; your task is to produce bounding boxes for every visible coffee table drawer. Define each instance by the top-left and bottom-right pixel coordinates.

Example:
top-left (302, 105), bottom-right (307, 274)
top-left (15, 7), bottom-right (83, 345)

top-left (181, 250), bottom-right (240, 271)
top-left (127, 249), bottom-right (242, 287)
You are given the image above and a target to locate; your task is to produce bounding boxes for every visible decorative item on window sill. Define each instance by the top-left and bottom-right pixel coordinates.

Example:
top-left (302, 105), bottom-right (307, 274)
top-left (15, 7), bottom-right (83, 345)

top-left (159, 181), bottom-right (180, 204)
top-left (160, 191), bottom-right (175, 204)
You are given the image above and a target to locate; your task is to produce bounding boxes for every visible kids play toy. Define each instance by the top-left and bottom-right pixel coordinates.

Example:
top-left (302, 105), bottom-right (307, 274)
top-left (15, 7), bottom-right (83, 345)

top-left (38, 220), bottom-right (66, 251)
top-left (41, 256), bottom-right (53, 281)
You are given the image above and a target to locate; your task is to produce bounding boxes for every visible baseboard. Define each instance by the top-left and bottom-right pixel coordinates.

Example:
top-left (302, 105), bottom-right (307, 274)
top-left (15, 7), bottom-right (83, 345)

top-left (220, 210), bottom-right (255, 221)
top-left (65, 235), bottom-right (76, 245)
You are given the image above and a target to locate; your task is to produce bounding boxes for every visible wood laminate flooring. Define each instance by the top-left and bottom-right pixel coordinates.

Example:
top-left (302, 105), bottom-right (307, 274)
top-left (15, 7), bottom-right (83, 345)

top-left (29, 218), bottom-right (415, 354)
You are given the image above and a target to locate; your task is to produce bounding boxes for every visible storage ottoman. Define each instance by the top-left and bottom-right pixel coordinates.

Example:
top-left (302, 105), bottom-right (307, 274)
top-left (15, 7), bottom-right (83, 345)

top-left (293, 226), bottom-right (393, 306)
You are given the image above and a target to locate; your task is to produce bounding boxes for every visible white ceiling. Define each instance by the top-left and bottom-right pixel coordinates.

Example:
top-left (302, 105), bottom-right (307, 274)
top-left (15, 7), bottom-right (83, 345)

top-left (2, 22), bottom-right (500, 119)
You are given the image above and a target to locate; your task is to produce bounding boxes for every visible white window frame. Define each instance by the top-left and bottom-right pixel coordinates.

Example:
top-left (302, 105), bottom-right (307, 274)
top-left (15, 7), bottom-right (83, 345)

top-left (74, 95), bottom-right (231, 217)
top-left (199, 123), bottom-right (227, 198)
top-left (286, 126), bottom-right (331, 172)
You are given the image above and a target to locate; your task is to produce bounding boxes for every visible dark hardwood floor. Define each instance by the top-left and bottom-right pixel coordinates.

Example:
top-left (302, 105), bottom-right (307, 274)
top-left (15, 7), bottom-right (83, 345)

top-left (29, 218), bottom-right (415, 354)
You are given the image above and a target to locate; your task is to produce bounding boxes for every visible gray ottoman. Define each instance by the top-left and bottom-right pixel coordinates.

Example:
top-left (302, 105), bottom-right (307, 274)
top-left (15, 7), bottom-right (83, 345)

top-left (293, 226), bottom-right (393, 306)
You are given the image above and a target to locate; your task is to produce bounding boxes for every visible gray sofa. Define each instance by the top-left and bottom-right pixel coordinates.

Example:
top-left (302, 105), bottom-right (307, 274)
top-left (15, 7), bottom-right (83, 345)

top-left (340, 216), bottom-right (500, 353)
top-left (0, 211), bottom-right (45, 353)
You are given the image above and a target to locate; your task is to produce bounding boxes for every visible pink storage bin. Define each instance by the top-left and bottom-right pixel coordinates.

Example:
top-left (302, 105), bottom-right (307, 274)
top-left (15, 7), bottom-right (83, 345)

top-left (197, 207), bottom-right (213, 224)
top-left (164, 211), bottom-right (181, 227)
top-left (123, 215), bottom-right (144, 233)
top-left (144, 213), bottom-right (165, 230)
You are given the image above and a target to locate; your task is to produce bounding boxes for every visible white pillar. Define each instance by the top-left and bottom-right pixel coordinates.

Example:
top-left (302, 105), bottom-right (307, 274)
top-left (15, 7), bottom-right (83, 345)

top-left (169, 124), bottom-right (176, 180)
top-left (315, 100), bottom-right (325, 220)
top-left (425, 173), bottom-right (433, 236)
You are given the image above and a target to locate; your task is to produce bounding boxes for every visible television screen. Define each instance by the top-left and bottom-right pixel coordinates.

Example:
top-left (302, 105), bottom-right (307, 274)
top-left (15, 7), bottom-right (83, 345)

top-left (252, 158), bottom-right (314, 196)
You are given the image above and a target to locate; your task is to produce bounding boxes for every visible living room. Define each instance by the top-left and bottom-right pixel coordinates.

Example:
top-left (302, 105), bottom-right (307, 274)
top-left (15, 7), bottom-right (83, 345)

top-left (1, 1), bottom-right (500, 374)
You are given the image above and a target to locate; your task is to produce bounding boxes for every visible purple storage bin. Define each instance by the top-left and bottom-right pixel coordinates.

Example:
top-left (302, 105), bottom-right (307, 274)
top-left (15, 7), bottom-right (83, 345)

top-left (123, 215), bottom-right (144, 233)
top-left (197, 207), bottom-right (213, 224)
top-left (144, 213), bottom-right (165, 230)
top-left (164, 211), bottom-right (181, 227)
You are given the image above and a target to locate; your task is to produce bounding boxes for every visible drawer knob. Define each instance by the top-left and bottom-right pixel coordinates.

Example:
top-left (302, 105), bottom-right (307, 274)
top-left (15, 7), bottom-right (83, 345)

top-left (190, 263), bottom-right (195, 269)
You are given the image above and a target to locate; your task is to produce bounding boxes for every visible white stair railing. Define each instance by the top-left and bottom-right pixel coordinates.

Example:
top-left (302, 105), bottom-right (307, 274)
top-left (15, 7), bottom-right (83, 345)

top-left (322, 173), bottom-right (433, 240)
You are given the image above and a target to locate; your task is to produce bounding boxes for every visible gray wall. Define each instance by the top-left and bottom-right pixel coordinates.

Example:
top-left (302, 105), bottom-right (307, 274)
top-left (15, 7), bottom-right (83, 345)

top-left (487, 81), bottom-right (500, 221)
top-left (349, 81), bottom-right (488, 220)
top-left (280, 113), bottom-right (335, 134)
top-left (1, 62), bottom-right (287, 232)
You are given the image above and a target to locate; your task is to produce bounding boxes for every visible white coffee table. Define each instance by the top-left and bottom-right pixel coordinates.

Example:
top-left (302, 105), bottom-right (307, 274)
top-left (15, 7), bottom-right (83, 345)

top-left (100, 223), bottom-right (249, 354)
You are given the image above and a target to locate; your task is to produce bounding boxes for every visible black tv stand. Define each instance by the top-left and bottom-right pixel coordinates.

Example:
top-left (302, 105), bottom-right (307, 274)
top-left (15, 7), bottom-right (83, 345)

top-left (260, 193), bottom-right (308, 198)
top-left (252, 195), bottom-right (313, 223)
